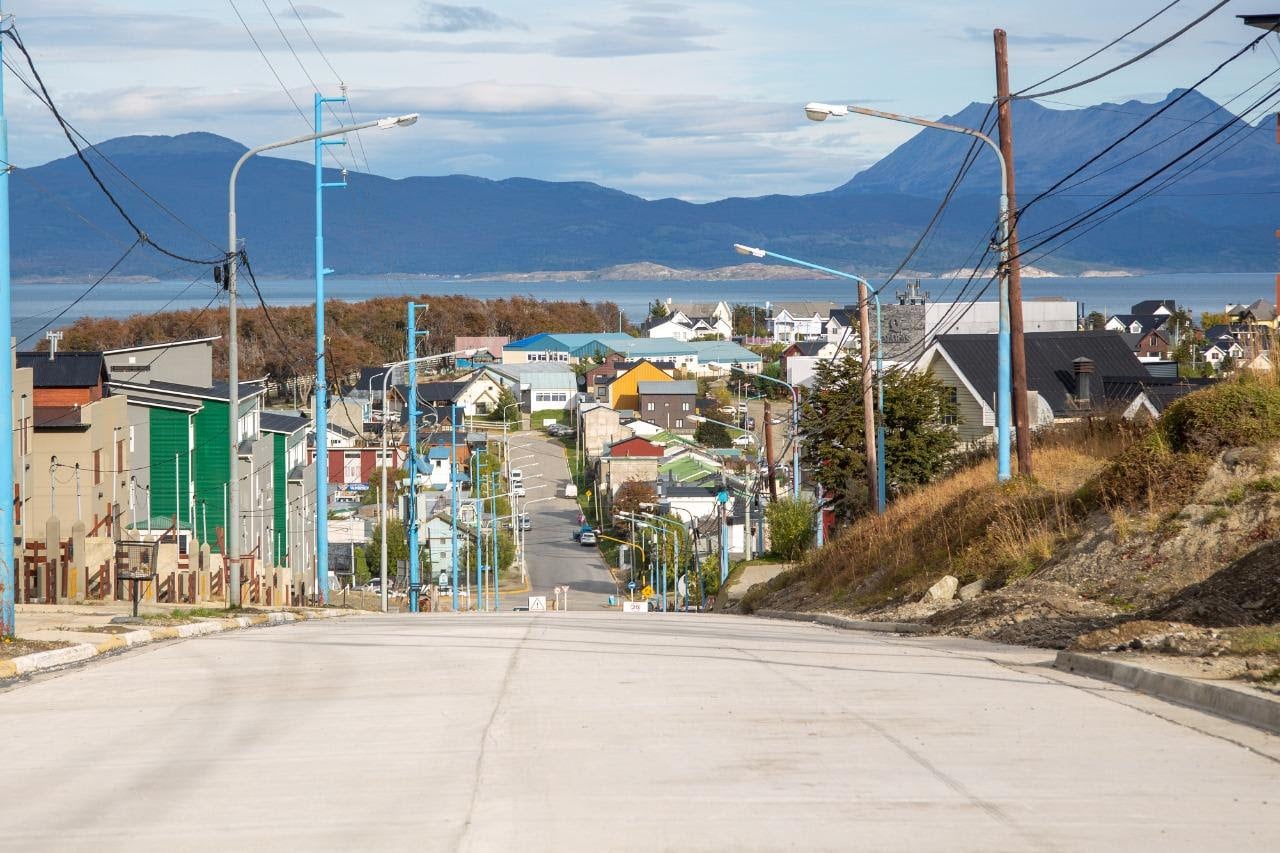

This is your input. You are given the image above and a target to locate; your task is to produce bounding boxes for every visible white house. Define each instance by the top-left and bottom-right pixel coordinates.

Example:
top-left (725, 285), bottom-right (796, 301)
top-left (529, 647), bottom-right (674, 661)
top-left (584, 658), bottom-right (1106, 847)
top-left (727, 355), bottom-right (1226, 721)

top-left (487, 363), bottom-right (578, 414)
top-left (767, 302), bottom-right (839, 344)
top-left (645, 302), bottom-right (733, 342)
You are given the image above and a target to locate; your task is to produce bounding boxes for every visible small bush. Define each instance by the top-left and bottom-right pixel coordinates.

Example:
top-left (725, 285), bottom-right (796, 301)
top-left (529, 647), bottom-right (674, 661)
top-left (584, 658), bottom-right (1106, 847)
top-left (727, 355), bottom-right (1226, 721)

top-left (765, 497), bottom-right (817, 561)
top-left (1202, 507), bottom-right (1230, 524)
top-left (1161, 381), bottom-right (1280, 454)
top-left (1095, 435), bottom-right (1210, 510)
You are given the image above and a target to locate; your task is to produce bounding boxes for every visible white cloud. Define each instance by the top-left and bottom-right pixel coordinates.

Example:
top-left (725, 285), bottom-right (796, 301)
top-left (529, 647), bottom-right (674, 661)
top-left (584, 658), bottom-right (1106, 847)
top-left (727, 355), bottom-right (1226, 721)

top-left (415, 3), bottom-right (527, 33)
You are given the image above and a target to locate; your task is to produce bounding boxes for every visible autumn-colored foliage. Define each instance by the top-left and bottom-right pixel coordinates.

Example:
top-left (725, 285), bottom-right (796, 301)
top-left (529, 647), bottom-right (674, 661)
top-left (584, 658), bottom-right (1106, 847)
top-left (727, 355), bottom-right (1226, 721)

top-left (55, 293), bottom-right (626, 380)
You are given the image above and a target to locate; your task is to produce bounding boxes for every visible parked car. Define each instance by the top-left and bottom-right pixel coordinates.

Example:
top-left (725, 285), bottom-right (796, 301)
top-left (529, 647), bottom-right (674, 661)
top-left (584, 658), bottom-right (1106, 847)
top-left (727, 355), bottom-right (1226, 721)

top-left (519, 513), bottom-right (533, 531)
top-left (579, 529), bottom-right (598, 546)
top-left (732, 434), bottom-right (754, 447)
top-left (513, 484), bottom-right (527, 497)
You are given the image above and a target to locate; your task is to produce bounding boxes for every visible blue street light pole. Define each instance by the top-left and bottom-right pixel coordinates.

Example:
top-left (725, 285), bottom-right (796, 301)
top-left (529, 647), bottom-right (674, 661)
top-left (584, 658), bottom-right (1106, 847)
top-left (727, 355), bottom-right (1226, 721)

top-left (312, 92), bottom-right (348, 605)
top-left (405, 303), bottom-right (429, 612)
top-left (734, 245), bottom-right (887, 513)
top-left (803, 102), bottom-right (1012, 482)
top-left (0, 10), bottom-right (13, 638)
top-left (450, 404), bottom-right (460, 611)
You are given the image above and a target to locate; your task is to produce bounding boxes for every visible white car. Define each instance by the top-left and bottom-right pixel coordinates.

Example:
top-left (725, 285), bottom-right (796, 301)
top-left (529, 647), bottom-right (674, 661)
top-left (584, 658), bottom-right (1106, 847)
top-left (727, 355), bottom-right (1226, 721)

top-left (732, 434), bottom-right (754, 446)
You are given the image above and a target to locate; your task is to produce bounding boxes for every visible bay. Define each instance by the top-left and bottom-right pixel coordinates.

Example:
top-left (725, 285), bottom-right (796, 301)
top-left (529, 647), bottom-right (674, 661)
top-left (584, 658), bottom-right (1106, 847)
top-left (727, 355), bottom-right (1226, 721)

top-left (12, 271), bottom-right (1276, 345)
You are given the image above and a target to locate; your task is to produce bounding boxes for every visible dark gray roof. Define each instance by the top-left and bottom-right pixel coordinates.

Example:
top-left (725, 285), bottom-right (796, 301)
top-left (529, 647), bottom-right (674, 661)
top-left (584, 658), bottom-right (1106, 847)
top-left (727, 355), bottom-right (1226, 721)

top-left (260, 411), bottom-right (310, 435)
top-left (788, 340), bottom-right (830, 357)
top-left (1108, 314), bottom-right (1169, 335)
top-left (17, 351), bottom-right (107, 388)
top-left (1131, 300), bottom-right (1176, 315)
top-left (1102, 377), bottom-right (1214, 414)
top-left (936, 331), bottom-right (1148, 416)
top-left (358, 366), bottom-right (393, 390)
top-left (638, 380), bottom-right (697, 396)
top-left (122, 394), bottom-right (201, 413)
top-left (115, 378), bottom-right (266, 402)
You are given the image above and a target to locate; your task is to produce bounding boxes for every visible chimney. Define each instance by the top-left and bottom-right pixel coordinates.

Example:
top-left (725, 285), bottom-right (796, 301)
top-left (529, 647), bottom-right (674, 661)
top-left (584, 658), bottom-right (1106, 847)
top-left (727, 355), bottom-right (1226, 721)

top-left (1073, 357), bottom-right (1095, 407)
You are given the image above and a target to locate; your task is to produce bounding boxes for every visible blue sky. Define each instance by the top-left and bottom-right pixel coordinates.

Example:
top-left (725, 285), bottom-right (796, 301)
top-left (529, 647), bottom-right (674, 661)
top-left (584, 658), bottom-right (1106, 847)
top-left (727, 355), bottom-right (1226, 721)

top-left (5, 1), bottom-right (1278, 200)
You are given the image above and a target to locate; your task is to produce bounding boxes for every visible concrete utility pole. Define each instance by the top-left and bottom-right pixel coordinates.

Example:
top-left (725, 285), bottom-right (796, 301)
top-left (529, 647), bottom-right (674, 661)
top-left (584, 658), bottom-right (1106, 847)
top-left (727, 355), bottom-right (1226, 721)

top-left (994, 29), bottom-right (1032, 478)
top-left (857, 281), bottom-right (879, 510)
top-left (1239, 16), bottom-right (1280, 306)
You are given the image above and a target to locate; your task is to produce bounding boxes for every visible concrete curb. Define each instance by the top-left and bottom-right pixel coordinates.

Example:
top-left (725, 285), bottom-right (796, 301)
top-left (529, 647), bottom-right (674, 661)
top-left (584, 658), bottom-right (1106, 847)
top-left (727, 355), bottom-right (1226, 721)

top-left (756, 609), bottom-right (931, 634)
top-left (1055, 650), bottom-right (1280, 735)
top-left (0, 609), bottom-right (347, 680)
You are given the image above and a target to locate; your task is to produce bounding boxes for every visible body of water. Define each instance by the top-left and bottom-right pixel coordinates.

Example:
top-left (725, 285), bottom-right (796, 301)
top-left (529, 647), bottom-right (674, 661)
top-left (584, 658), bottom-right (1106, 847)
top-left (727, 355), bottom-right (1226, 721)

top-left (12, 272), bottom-right (1277, 345)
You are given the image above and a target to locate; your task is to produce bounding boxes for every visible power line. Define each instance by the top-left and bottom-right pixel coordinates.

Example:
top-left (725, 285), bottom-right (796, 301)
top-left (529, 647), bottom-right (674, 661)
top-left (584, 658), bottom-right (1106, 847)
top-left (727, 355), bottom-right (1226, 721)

top-left (19, 238), bottom-right (143, 346)
top-left (1014, 0), bottom-right (1234, 100)
top-left (2, 28), bottom-right (225, 266)
top-left (287, 1), bottom-right (372, 173)
top-left (1014, 1), bottom-right (1185, 95)
top-left (1014, 77), bottom-right (1280, 263)
top-left (1016, 29), bottom-right (1273, 221)
top-left (258, 0), bottom-right (352, 172)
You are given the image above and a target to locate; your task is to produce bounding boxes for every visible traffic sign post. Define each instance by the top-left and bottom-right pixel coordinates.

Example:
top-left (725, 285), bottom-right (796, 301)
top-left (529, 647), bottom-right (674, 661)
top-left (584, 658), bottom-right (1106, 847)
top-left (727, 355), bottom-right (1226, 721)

top-left (529, 596), bottom-right (547, 612)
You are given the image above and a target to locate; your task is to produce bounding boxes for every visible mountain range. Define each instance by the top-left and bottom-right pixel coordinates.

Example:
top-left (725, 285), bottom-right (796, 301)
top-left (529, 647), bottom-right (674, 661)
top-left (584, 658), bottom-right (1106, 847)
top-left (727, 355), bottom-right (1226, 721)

top-left (11, 89), bottom-right (1278, 280)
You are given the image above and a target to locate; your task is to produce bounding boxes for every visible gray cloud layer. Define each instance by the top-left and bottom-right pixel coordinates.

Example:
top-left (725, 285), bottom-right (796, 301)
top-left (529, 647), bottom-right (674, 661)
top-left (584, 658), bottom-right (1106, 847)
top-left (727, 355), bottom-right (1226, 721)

top-left (415, 3), bottom-right (527, 33)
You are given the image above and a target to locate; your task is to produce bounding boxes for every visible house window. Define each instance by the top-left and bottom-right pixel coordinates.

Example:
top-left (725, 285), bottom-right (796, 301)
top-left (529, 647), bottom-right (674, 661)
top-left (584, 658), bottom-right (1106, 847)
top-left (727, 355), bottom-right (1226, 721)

top-left (675, 420), bottom-right (684, 429)
top-left (681, 402), bottom-right (691, 412)
top-left (93, 449), bottom-right (102, 484)
top-left (646, 402), bottom-right (655, 412)
top-left (943, 387), bottom-right (958, 426)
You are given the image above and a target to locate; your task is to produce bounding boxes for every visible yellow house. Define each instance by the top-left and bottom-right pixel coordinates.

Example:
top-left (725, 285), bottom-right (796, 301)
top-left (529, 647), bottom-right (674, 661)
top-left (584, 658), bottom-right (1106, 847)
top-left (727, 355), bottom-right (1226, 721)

top-left (608, 360), bottom-right (672, 411)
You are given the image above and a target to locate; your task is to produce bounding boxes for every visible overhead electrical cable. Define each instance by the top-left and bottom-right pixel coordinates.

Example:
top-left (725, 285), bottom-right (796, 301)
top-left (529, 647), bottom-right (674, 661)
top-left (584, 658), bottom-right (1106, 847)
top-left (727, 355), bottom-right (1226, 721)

top-left (287, 0), bottom-right (372, 173)
top-left (1014, 0), bottom-right (1235, 100)
top-left (19, 238), bottom-right (143, 346)
top-left (2, 29), bottom-right (224, 266)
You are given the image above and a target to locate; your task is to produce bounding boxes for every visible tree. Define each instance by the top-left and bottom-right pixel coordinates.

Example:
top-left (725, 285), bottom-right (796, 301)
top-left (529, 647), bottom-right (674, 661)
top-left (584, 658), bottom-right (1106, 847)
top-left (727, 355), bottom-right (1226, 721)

top-left (800, 354), bottom-right (958, 521)
top-left (648, 299), bottom-right (669, 320)
top-left (365, 467), bottom-right (404, 506)
top-left (1084, 311), bottom-right (1107, 331)
top-left (488, 386), bottom-right (519, 424)
top-left (765, 497), bottom-right (816, 561)
top-left (611, 479), bottom-right (658, 526)
top-left (694, 419), bottom-right (732, 448)
top-left (731, 304), bottom-right (767, 337)
top-left (1201, 311), bottom-right (1231, 330)
top-left (367, 519), bottom-right (409, 577)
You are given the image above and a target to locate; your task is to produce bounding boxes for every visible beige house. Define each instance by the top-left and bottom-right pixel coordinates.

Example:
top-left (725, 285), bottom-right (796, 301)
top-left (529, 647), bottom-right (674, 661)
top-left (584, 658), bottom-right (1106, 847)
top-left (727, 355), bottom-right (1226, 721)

top-left (578, 404), bottom-right (626, 461)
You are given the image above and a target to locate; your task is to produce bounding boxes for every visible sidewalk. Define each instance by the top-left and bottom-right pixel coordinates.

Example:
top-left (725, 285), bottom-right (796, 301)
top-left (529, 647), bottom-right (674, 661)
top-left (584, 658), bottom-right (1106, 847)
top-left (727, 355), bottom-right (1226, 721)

top-left (2, 602), bottom-right (349, 680)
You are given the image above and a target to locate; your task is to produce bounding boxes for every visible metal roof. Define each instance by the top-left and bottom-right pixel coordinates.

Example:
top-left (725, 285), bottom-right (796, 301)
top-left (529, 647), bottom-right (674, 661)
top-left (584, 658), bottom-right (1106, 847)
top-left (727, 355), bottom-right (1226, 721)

top-left (933, 330), bottom-right (1149, 417)
top-left (688, 341), bottom-right (762, 364)
top-left (17, 351), bottom-right (107, 388)
top-left (638, 380), bottom-right (697, 396)
top-left (260, 411), bottom-right (310, 435)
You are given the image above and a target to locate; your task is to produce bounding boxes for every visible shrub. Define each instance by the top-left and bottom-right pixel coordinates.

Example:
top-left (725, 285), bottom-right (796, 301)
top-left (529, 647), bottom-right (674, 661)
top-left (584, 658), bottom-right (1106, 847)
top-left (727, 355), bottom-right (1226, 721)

top-left (1161, 381), bottom-right (1280, 454)
top-left (1094, 434), bottom-right (1209, 510)
top-left (765, 497), bottom-right (817, 561)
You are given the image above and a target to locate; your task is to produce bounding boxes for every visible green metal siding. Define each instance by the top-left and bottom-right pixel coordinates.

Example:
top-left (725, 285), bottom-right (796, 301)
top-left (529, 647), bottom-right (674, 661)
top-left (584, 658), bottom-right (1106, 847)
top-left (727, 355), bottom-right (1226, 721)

top-left (273, 432), bottom-right (287, 564)
top-left (148, 408), bottom-right (191, 527)
top-left (193, 399), bottom-right (230, 552)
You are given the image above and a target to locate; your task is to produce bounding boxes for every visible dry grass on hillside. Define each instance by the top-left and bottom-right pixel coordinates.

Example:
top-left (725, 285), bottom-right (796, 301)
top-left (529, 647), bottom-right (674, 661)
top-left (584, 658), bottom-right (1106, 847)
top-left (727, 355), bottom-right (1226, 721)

top-left (747, 440), bottom-right (1120, 614)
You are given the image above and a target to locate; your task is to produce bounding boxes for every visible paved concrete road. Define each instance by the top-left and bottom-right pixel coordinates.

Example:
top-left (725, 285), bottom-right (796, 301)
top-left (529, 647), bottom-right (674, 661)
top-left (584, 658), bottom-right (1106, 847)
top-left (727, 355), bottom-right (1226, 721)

top-left (513, 432), bottom-right (616, 609)
top-left (5, 613), bottom-right (1278, 852)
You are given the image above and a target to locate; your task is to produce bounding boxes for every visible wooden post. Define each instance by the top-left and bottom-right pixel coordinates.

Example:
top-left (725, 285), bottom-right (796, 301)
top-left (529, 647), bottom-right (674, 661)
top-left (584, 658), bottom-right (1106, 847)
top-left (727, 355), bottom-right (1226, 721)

top-left (995, 28), bottom-right (1032, 477)
top-left (858, 281), bottom-right (879, 509)
top-left (763, 401), bottom-right (778, 502)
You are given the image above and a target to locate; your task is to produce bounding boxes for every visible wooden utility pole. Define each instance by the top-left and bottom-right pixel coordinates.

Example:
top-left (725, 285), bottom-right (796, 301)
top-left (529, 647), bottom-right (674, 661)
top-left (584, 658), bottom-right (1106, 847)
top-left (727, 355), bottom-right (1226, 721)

top-left (763, 401), bottom-right (778, 502)
top-left (994, 29), bottom-right (1032, 477)
top-left (858, 282), bottom-right (879, 509)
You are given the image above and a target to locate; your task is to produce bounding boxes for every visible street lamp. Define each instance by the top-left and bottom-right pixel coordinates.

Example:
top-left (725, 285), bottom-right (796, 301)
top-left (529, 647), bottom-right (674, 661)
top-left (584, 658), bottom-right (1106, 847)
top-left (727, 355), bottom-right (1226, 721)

top-left (802, 101), bottom-right (1012, 483)
top-left (226, 112), bottom-right (419, 607)
top-left (373, 345), bottom-right (478, 612)
top-left (733, 243), bottom-right (886, 513)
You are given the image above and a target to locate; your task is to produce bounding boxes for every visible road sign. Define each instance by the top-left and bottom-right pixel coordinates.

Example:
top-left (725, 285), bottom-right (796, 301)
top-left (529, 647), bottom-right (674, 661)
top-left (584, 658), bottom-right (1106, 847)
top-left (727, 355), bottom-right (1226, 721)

top-left (641, 585), bottom-right (654, 599)
top-left (622, 601), bottom-right (647, 613)
top-left (529, 596), bottom-right (547, 612)
top-left (627, 580), bottom-right (637, 591)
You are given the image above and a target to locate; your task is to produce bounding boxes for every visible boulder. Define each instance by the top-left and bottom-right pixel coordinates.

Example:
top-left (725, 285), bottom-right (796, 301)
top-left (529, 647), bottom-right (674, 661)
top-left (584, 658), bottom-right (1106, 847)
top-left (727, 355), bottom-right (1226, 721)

top-left (958, 579), bottom-right (986, 602)
top-left (923, 575), bottom-right (959, 602)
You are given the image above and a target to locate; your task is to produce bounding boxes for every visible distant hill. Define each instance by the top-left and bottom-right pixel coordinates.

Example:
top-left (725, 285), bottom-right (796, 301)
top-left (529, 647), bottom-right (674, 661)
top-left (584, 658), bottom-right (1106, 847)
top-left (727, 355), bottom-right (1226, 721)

top-left (11, 89), bottom-right (1277, 280)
